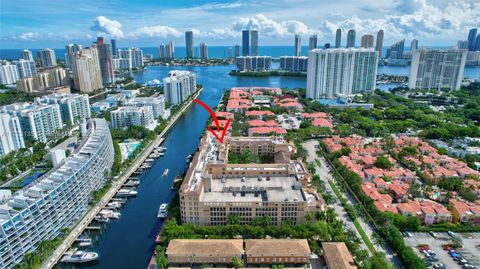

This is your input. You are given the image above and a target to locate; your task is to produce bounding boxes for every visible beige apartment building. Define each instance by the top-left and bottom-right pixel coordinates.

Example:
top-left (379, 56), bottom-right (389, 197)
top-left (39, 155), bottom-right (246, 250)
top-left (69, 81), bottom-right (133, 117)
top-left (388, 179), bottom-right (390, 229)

top-left (180, 135), bottom-right (323, 226)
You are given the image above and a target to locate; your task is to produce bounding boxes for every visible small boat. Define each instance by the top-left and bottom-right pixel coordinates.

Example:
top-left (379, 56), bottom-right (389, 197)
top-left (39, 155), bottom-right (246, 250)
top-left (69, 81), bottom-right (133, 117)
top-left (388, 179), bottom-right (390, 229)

top-left (94, 216), bottom-right (110, 223)
top-left (162, 169), bottom-right (169, 176)
top-left (75, 237), bottom-right (92, 247)
top-left (145, 158), bottom-right (155, 162)
top-left (124, 180), bottom-right (140, 187)
top-left (61, 250), bottom-right (99, 263)
top-left (116, 189), bottom-right (138, 197)
top-left (157, 203), bottom-right (168, 218)
top-left (100, 209), bottom-right (121, 219)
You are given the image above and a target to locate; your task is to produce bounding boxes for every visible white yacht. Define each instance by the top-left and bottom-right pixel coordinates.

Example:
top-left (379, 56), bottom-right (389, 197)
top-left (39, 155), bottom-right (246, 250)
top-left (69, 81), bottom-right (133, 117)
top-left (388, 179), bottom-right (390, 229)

top-left (94, 216), bottom-right (110, 223)
top-left (61, 250), bottom-right (99, 263)
top-left (116, 189), bottom-right (138, 197)
top-left (157, 203), bottom-right (168, 218)
top-left (99, 209), bottom-right (121, 219)
top-left (75, 237), bottom-right (92, 247)
top-left (162, 169), bottom-right (169, 176)
top-left (124, 180), bottom-right (140, 187)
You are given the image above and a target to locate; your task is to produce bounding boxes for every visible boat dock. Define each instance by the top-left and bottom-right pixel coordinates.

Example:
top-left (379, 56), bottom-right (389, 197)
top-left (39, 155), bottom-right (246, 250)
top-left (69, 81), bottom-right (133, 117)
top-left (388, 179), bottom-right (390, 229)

top-left (42, 88), bottom-right (203, 269)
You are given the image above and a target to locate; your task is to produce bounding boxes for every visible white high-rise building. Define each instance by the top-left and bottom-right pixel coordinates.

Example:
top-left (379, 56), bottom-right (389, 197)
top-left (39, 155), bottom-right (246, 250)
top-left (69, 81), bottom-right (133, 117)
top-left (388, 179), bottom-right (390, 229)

top-left (199, 42), bottom-right (208, 59)
top-left (306, 48), bottom-right (379, 99)
top-left (14, 59), bottom-right (37, 78)
top-left (111, 106), bottom-right (157, 130)
top-left (131, 48), bottom-right (144, 68)
top-left (65, 44), bottom-right (83, 71)
top-left (294, 35), bottom-right (302, 56)
top-left (1, 102), bottom-right (63, 142)
top-left (280, 56), bottom-right (308, 72)
top-left (21, 50), bottom-right (33, 61)
top-left (166, 41), bottom-right (175, 59)
top-left (163, 70), bottom-right (197, 105)
top-left (72, 47), bottom-right (103, 93)
top-left (0, 113), bottom-right (25, 156)
top-left (251, 30), bottom-right (259, 56)
top-left (124, 96), bottom-right (170, 120)
top-left (0, 118), bottom-right (113, 269)
top-left (0, 63), bottom-right (19, 85)
top-left (236, 56), bottom-right (272, 71)
top-left (37, 48), bottom-right (57, 67)
top-left (409, 48), bottom-right (467, 91)
top-left (36, 93), bottom-right (91, 126)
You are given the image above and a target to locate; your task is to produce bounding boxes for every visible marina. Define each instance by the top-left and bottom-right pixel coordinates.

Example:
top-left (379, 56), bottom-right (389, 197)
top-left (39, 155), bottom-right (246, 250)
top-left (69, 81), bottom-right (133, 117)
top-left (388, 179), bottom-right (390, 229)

top-left (54, 66), bottom-right (307, 269)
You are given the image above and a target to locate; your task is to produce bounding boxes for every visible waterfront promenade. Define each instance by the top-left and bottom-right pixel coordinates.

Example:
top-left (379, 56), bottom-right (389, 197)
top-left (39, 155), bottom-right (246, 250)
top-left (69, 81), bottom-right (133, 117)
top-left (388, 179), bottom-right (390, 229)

top-left (41, 88), bottom-right (203, 269)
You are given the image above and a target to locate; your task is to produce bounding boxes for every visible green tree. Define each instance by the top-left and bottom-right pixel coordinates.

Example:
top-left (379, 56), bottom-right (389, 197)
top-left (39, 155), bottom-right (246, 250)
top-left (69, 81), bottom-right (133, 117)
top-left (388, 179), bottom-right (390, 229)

top-left (231, 256), bottom-right (244, 268)
top-left (374, 156), bottom-right (393, 169)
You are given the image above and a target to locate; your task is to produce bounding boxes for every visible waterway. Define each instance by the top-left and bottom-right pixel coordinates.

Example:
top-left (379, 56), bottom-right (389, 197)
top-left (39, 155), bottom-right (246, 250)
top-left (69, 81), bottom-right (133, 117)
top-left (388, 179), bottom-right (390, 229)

top-left (55, 63), bottom-right (478, 269)
top-left (55, 65), bottom-right (306, 269)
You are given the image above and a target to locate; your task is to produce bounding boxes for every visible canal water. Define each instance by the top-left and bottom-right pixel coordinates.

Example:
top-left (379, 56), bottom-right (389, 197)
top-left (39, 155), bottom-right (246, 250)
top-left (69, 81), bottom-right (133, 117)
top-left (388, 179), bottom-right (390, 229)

top-left (56, 63), bottom-right (478, 269)
top-left (56, 65), bottom-right (305, 269)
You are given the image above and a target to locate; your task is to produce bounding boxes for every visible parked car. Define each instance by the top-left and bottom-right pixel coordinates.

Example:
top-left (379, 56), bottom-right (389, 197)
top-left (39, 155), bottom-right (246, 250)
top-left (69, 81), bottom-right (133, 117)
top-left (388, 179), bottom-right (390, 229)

top-left (458, 259), bottom-right (469, 265)
top-left (448, 231), bottom-right (456, 237)
top-left (443, 246), bottom-right (454, 251)
top-left (424, 260), bottom-right (433, 267)
top-left (434, 263), bottom-right (447, 269)
top-left (463, 264), bottom-right (476, 269)
top-left (429, 231), bottom-right (437, 238)
top-left (429, 256), bottom-right (439, 262)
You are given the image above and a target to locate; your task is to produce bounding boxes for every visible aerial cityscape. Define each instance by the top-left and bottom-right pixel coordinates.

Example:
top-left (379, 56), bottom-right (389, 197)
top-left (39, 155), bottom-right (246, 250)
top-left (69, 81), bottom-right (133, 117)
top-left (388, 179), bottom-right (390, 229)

top-left (0, 1), bottom-right (480, 269)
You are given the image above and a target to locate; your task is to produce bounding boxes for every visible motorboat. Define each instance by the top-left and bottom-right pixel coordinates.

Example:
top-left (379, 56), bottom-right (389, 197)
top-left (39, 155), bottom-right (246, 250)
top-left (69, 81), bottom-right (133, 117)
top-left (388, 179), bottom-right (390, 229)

top-left (100, 209), bottom-right (121, 219)
top-left (61, 250), bottom-right (99, 263)
top-left (162, 169), bottom-right (169, 176)
top-left (124, 180), bottom-right (140, 187)
top-left (116, 189), bottom-right (138, 197)
top-left (94, 216), bottom-right (110, 223)
top-left (145, 158), bottom-right (155, 162)
top-left (75, 237), bottom-right (92, 247)
top-left (157, 203), bottom-right (168, 218)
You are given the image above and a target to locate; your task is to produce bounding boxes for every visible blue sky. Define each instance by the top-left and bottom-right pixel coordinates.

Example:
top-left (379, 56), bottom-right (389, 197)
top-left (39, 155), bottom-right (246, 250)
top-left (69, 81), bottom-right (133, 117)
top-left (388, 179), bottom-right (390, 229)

top-left (0, 0), bottom-right (479, 49)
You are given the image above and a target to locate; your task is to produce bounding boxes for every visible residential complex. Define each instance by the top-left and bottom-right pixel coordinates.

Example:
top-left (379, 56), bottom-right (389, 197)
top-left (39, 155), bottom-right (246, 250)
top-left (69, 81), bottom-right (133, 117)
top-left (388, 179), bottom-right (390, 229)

top-left (0, 63), bottom-right (19, 85)
top-left (306, 48), bottom-right (378, 99)
top-left (309, 35), bottom-right (318, 50)
top-left (37, 48), bottom-right (57, 68)
top-left (323, 135), bottom-right (480, 225)
top-left (17, 67), bottom-right (68, 93)
top-left (294, 34), bottom-right (301, 56)
top-left (35, 93), bottom-right (91, 126)
top-left (21, 50), bottom-right (33, 61)
top-left (279, 56), bottom-right (308, 72)
top-left (166, 239), bottom-right (311, 267)
top-left (115, 48), bottom-right (144, 70)
top-left (185, 31), bottom-right (194, 58)
top-left (250, 30), bottom-right (258, 56)
top-left (360, 34), bottom-right (374, 48)
top-left (409, 48), bottom-right (467, 91)
top-left (110, 106), bottom-right (157, 130)
top-left (179, 134), bottom-right (321, 226)
top-left (124, 96), bottom-right (170, 120)
top-left (0, 118), bottom-right (114, 269)
top-left (14, 59), bottom-right (37, 79)
top-left (163, 70), bottom-right (197, 105)
top-left (72, 47), bottom-right (103, 93)
top-left (95, 37), bottom-right (115, 85)
top-left (236, 56), bottom-right (272, 71)
top-left (386, 39), bottom-right (405, 59)
top-left (199, 42), bottom-right (208, 59)
top-left (346, 29), bottom-right (356, 48)
top-left (375, 30), bottom-right (384, 57)
top-left (0, 113), bottom-right (25, 156)
top-left (242, 30), bottom-right (250, 56)
top-left (1, 102), bottom-right (63, 142)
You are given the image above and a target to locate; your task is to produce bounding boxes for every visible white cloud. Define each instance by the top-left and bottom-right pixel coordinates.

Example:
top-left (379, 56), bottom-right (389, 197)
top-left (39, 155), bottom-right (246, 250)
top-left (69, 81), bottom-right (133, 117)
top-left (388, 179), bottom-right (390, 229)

top-left (128, 25), bottom-right (181, 38)
top-left (17, 32), bottom-right (41, 40)
top-left (90, 16), bottom-right (124, 38)
top-left (229, 14), bottom-right (319, 38)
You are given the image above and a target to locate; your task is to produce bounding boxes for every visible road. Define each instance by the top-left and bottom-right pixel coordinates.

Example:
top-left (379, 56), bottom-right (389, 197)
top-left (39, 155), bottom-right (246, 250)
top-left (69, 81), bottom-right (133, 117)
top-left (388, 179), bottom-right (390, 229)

top-left (303, 140), bottom-right (409, 265)
top-left (303, 140), bottom-right (372, 253)
top-left (41, 89), bottom-right (202, 269)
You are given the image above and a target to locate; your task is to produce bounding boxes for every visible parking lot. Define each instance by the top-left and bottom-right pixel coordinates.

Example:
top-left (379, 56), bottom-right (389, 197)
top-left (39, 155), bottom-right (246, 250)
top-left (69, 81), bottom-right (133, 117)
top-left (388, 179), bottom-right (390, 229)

top-left (405, 232), bottom-right (480, 268)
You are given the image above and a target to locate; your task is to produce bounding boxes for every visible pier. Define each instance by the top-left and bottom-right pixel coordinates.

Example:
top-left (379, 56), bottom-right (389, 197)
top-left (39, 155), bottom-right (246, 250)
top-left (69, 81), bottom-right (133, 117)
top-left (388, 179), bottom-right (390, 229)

top-left (41, 88), bottom-right (203, 269)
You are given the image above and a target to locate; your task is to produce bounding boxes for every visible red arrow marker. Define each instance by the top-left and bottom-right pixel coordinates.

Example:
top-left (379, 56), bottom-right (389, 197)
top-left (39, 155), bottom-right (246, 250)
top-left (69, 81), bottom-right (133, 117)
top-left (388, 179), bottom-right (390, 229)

top-left (193, 99), bottom-right (231, 143)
